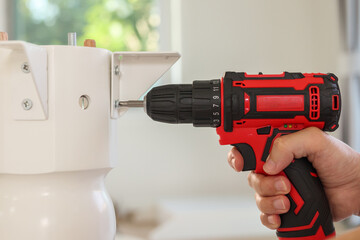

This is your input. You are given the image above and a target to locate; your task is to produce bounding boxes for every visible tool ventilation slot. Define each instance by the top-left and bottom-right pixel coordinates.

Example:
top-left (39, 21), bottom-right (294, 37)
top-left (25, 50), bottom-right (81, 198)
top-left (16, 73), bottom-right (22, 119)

top-left (332, 95), bottom-right (339, 110)
top-left (309, 86), bottom-right (320, 120)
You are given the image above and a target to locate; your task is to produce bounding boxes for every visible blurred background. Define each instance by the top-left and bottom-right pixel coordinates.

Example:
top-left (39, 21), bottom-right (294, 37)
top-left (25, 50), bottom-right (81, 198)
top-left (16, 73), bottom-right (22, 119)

top-left (0, 0), bottom-right (359, 239)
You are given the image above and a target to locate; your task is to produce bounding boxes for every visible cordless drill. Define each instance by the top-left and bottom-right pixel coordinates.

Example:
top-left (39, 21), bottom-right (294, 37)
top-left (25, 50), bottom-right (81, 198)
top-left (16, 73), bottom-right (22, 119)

top-left (120, 72), bottom-right (341, 240)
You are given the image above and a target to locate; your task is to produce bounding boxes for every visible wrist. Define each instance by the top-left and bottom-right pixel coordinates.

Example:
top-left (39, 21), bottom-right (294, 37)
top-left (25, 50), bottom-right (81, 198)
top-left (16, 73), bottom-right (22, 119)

top-left (354, 151), bottom-right (360, 216)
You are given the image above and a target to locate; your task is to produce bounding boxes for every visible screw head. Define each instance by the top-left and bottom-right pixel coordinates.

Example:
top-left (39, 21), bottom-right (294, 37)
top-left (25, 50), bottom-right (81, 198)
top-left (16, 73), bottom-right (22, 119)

top-left (22, 99), bottom-right (33, 110)
top-left (21, 63), bottom-right (30, 73)
top-left (114, 65), bottom-right (120, 75)
top-left (79, 95), bottom-right (90, 110)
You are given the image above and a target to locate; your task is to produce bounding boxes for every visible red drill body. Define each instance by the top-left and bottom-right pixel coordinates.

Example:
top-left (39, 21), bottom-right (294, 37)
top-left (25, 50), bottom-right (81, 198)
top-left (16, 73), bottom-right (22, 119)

top-left (144, 72), bottom-right (341, 240)
top-left (215, 72), bottom-right (340, 239)
top-left (217, 72), bottom-right (340, 173)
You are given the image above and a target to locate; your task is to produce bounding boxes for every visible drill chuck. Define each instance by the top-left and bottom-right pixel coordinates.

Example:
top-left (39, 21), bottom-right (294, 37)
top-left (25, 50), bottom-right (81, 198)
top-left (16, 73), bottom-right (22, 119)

top-left (145, 80), bottom-right (221, 127)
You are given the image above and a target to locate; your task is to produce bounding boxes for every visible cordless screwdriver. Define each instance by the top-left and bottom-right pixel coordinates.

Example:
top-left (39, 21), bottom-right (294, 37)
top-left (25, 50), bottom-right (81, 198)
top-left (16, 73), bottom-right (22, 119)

top-left (119, 72), bottom-right (341, 240)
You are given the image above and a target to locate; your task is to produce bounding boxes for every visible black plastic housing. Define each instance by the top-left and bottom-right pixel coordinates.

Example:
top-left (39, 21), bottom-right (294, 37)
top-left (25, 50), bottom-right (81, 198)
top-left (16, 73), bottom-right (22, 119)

top-left (145, 80), bottom-right (221, 127)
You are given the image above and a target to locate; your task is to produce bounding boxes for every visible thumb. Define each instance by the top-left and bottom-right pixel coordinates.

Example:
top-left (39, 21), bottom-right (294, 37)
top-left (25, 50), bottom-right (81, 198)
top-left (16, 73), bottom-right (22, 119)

top-left (263, 127), bottom-right (327, 175)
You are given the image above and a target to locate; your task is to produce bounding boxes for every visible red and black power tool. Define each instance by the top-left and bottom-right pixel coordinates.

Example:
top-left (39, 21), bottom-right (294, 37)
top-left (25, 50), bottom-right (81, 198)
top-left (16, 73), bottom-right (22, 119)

top-left (121, 72), bottom-right (341, 239)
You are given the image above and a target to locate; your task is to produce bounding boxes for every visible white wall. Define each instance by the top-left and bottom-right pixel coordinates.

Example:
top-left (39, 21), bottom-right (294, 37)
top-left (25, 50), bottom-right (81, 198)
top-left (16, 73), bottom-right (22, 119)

top-left (106, 0), bottom-right (343, 216)
top-left (0, 0), bottom-right (8, 32)
top-left (343, 0), bottom-right (360, 152)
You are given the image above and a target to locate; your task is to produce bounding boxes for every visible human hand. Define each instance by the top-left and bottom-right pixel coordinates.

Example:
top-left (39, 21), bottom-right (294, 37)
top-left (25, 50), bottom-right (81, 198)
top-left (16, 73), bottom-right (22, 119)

top-left (227, 127), bottom-right (360, 229)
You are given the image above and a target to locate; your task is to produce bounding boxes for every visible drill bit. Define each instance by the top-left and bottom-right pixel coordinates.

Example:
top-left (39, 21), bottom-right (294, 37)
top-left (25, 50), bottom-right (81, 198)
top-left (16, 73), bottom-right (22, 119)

top-left (116, 100), bottom-right (145, 108)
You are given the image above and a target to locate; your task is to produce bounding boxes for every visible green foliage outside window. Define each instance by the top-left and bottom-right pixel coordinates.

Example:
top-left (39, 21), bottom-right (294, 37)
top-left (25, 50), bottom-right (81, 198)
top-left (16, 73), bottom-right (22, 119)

top-left (15, 0), bottom-right (159, 51)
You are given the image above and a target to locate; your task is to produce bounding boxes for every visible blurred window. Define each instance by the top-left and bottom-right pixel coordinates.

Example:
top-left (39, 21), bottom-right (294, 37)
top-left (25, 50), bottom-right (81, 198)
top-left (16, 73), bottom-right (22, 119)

top-left (14, 0), bottom-right (160, 51)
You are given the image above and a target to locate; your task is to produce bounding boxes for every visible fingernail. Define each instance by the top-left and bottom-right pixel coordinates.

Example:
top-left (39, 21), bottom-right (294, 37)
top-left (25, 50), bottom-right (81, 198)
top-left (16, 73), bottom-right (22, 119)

top-left (268, 215), bottom-right (276, 225)
top-left (273, 199), bottom-right (286, 210)
top-left (263, 158), bottom-right (276, 174)
top-left (274, 179), bottom-right (287, 192)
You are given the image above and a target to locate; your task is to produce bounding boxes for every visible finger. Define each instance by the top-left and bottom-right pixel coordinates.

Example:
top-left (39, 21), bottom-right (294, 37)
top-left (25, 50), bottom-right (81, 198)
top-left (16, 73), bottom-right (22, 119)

top-left (248, 172), bottom-right (291, 196)
top-left (227, 147), bottom-right (244, 172)
top-left (260, 213), bottom-right (281, 229)
top-left (227, 151), bottom-right (235, 170)
top-left (255, 193), bottom-right (290, 215)
top-left (263, 127), bottom-right (327, 175)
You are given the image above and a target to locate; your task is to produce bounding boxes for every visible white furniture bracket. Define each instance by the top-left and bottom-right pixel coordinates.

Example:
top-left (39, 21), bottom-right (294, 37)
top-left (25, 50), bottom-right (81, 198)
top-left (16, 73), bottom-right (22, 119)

top-left (111, 52), bottom-right (180, 118)
top-left (0, 41), bottom-right (48, 120)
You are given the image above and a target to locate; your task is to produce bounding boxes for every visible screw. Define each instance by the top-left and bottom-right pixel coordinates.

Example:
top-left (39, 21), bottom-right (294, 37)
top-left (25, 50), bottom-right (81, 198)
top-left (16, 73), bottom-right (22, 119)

top-left (115, 100), bottom-right (120, 109)
top-left (114, 65), bottom-right (120, 75)
top-left (22, 99), bottom-right (33, 110)
top-left (21, 63), bottom-right (30, 73)
top-left (68, 32), bottom-right (77, 46)
top-left (79, 95), bottom-right (90, 110)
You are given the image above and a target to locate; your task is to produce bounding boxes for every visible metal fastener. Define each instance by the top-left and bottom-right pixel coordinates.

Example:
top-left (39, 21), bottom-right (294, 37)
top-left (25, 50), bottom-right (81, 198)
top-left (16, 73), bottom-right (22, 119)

top-left (114, 65), bottom-right (120, 75)
top-left (22, 99), bottom-right (33, 110)
top-left (115, 100), bottom-right (120, 109)
top-left (79, 95), bottom-right (90, 110)
top-left (117, 100), bottom-right (145, 108)
top-left (21, 63), bottom-right (30, 73)
top-left (68, 32), bottom-right (77, 46)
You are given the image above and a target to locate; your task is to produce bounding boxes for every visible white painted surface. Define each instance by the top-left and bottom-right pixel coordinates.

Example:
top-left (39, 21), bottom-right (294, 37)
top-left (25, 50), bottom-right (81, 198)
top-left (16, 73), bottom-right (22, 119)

top-left (0, 45), bottom-right (117, 239)
top-left (0, 41), bottom-right (48, 119)
top-left (0, 46), bottom-right (117, 173)
top-left (0, 40), bottom-right (182, 239)
top-left (0, 0), bottom-right (7, 32)
top-left (0, 169), bottom-right (116, 240)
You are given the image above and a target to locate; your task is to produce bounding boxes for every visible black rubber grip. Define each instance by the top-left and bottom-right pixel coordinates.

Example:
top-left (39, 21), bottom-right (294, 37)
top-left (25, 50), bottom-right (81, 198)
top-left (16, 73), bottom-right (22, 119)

top-left (232, 143), bottom-right (256, 171)
top-left (277, 158), bottom-right (335, 239)
top-left (233, 144), bottom-right (335, 239)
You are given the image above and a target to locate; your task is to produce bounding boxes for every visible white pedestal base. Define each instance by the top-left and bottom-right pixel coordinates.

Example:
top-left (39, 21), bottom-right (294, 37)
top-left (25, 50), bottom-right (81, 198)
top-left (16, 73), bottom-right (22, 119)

top-left (0, 169), bottom-right (116, 240)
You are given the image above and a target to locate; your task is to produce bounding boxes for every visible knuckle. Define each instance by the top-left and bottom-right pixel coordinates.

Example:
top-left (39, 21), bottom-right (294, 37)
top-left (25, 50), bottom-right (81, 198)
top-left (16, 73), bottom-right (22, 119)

top-left (259, 213), bottom-right (267, 226)
top-left (260, 213), bottom-right (278, 230)
top-left (253, 175), bottom-right (265, 195)
top-left (306, 127), bottom-right (324, 140)
top-left (256, 175), bottom-right (273, 196)
top-left (257, 179), bottom-right (266, 195)
top-left (227, 151), bottom-right (233, 162)
top-left (306, 126), bottom-right (322, 134)
top-left (273, 137), bottom-right (287, 150)
top-left (255, 194), bottom-right (267, 212)
top-left (305, 127), bottom-right (328, 145)
top-left (312, 128), bottom-right (328, 146)
top-left (247, 173), bottom-right (253, 187)
top-left (248, 172), bottom-right (261, 191)
top-left (255, 193), bottom-right (261, 207)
